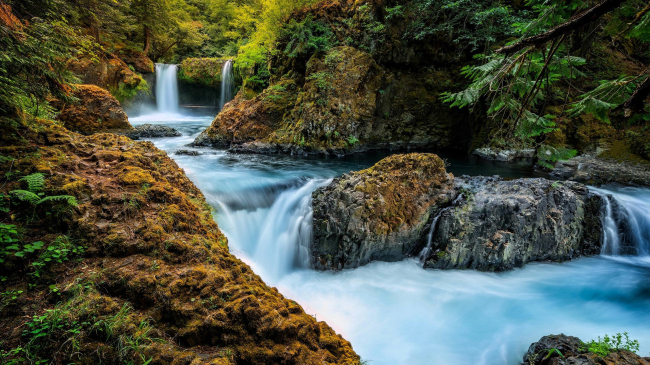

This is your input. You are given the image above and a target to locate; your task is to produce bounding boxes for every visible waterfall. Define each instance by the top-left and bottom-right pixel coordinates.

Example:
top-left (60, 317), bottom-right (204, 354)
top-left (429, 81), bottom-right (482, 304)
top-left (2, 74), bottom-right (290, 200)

top-left (219, 60), bottom-right (234, 110)
top-left (591, 187), bottom-right (650, 256)
top-left (419, 194), bottom-right (465, 262)
top-left (155, 63), bottom-right (179, 113)
top-left (213, 177), bottom-right (330, 280)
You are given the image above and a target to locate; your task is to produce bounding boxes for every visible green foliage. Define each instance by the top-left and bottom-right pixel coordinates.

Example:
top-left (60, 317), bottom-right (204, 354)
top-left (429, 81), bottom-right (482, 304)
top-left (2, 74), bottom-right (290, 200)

top-left (178, 58), bottom-right (227, 86)
top-left (306, 71), bottom-right (332, 91)
top-left (283, 15), bottom-right (334, 58)
top-left (405, 0), bottom-right (530, 52)
top-left (0, 5), bottom-right (79, 115)
top-left (347, 135), bottom-right (360, 146)
top-left (568, 76), bottom-right (639, 123)
top-left (8, 173), bottom-right (78, 208)
top-left (580, 332), bottom-right (640, 357)
top-left (30, 236), bottom-right (84, 278)
top-left (536, 145), bottom-right (577, 169)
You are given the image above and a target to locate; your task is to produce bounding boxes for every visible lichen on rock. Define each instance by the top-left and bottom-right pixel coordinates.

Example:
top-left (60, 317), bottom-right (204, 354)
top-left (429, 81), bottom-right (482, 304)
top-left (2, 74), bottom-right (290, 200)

top-left (311, 153), bottom-right (456, 270)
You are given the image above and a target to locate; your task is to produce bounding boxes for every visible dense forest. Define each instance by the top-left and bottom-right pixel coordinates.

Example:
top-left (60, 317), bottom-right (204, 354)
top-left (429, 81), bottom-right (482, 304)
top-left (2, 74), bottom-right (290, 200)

top-left (1, 0), bottom-right (650, 363)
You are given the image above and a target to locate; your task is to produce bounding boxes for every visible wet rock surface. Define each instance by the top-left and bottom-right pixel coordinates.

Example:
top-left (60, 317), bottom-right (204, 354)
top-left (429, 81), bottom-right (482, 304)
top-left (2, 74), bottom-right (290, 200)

top-left (473, 147), bottom-right (536, 162)
top-left (124, 123), bottom-right (182, 139)
top-left (422, 177), bottom-right (602, 271)
top-left (552, 155), bottom-right (650, 187)
top-left (311, 153), bottom-right (456, 270)
top-left (56, 84), bottom-right (134, 135)
top-left (524, 334), bottom-right (650, 365)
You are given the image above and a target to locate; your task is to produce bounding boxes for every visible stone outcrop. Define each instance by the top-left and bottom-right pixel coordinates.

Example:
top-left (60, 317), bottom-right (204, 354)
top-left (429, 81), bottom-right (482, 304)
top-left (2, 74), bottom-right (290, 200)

top-left (311, 153), bottom-right (456, 270)
top-left (310, 153), bottom-right (604, 271)
top-left (67, 54), bottom-right (148, 104)
top-left (56, 84), bottom-right (135, 135)
top-left (194, 26), bottom-right (470, 156)
top-left (422, 177), bottom-right (602, 271)
top-left (125, 123), bottom-right (182, 139)
top-left (552, 155), bottom-right (650, 187)
top-left (192, 79), bottom-right (299, 148)
top-left (118, 49), bottom-right (155, 74)
top-left (0, 117), bottom-right (359, 364)
top-left (524, 334), bottom-right (650, 365)
top-left (473, 147), bottom-right (536, 162)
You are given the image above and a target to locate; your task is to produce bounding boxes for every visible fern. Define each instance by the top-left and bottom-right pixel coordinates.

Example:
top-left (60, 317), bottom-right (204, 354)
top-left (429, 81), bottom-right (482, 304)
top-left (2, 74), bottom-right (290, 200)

top-left (37, 195), bottom-right (78, 207)
top-left (10, 190), bottom-right (41, 205)
top-left (18, 173), bottom-right (45, 193)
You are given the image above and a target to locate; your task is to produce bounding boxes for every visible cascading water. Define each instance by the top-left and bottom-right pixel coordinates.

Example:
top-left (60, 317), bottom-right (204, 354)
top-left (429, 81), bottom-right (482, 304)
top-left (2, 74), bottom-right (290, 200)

top-left (219, 60), bottom-right (234, 110)
top-left (129, 116), bottom-right (650, 364)
top-left (155, 63), bottom-right (179, 113)
top-left (591, 187), bottom-right (650, 256)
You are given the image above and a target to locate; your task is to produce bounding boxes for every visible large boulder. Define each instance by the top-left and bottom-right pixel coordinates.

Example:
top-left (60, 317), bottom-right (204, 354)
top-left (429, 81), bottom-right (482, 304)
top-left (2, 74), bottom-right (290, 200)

top-left (192, 79), bottom-right (299, 148)
top-left (125, 124), bottom-right (182, 139)
top-left (422, 177), bottom-right (603, 271)
top-left (524, 334), bottom-right (650, 365)
top-left (311, 153), bottom-right (456, 270)
top-left (57, 85), bottom-right (135, 135)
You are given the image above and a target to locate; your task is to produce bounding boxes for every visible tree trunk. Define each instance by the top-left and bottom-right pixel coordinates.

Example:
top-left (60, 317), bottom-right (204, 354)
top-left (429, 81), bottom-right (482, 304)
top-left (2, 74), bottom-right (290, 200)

top-left (143, 25), bottom-right (151, 55)
top-left (495, 0), bottom-right (626, 55)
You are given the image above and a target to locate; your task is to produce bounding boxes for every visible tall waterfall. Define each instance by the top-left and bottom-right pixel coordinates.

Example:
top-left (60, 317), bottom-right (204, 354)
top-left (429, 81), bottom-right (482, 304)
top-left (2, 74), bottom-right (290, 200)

top-left (155, 63), bottom-right (179, 113)
top-left (219, 59), bottom-right (234, 110)
top-left (590, 187), bottom-right (650, 256)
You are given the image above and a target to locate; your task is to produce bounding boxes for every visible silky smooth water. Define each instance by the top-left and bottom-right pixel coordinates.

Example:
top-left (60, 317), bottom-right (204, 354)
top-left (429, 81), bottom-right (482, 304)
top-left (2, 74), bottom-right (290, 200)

top-left (128, 115), bottom-right (650, 365)
top-left (220, 60), bottom-right (234, 110)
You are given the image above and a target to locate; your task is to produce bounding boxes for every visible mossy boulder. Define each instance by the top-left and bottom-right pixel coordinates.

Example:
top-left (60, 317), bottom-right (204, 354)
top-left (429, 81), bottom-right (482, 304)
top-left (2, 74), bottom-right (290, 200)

top-left (56, 84), bottom-right (135, 135)
top-left (118, 49), bottom-right (155, 74)
top-left (67, 54), bottom-right (148, 102)
top-left (311, 153), bottom-right (456, 270)
top-left (178, 57), bottom-right (229, 86)
top-left (193, 78), bottom-right (300, 148)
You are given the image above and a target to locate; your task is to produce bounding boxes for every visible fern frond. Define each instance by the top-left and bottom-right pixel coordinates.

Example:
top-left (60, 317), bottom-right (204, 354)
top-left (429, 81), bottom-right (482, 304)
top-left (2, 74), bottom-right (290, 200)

top-left (19, 173), bottom-right (45, 193)
top-left (37, 195), bottom-right (78, 207)
top-left (10, 190), bottom-right (41, 205)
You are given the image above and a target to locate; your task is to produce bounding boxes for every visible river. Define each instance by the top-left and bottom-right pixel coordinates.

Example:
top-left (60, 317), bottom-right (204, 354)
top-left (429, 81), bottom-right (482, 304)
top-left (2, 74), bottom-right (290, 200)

top-left (128, 113), bottom-right (650, 365)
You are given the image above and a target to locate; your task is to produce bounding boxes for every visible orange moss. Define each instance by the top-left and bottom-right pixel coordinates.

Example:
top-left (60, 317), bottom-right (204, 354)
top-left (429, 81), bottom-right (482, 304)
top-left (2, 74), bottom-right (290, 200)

top-left (0, 118), bottom-right (359, 364)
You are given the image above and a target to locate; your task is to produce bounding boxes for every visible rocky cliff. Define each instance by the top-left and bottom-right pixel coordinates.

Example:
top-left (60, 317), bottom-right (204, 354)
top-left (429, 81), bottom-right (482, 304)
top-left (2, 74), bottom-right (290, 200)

top-left (0, 116), bottom-right (359, 364)
top-left (194, 0), bottom-right (471, 155)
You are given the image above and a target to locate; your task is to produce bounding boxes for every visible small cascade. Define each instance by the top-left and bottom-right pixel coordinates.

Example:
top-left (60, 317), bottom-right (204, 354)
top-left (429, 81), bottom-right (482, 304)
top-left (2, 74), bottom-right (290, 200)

top-left (155, 63), bottom-right (180, 113)
top-left (419, 194), bottom-right (464, 262)
top-left (591, 187), bottom-right (650, 256)
top-left (219, 60), bottom-right (234, 110)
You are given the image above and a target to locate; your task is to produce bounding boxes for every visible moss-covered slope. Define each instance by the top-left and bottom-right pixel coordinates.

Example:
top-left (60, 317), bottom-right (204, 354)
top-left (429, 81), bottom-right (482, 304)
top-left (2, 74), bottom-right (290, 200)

top-left (0, 117), bottom-right (359, 364)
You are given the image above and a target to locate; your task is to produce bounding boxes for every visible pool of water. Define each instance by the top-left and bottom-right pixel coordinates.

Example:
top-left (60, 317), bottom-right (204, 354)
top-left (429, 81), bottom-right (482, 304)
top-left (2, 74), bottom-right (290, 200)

top-left (128, 113), bottom-right (650, 365)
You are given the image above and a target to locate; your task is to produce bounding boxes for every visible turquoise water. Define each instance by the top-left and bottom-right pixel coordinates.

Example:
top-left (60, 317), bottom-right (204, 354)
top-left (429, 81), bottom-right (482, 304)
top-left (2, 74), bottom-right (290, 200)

top-left (129, 114), bottom-right (650, 365)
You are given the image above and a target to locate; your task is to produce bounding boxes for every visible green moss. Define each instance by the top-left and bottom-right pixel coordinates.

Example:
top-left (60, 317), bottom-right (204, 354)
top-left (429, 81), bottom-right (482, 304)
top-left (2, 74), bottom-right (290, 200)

top-left (178, 58), bottom-right (228, 87)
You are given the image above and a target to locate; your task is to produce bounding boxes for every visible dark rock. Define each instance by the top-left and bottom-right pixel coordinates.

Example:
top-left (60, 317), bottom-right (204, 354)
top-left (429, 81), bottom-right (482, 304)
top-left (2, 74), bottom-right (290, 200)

top-left (524, 334), bottom-right (650, 365)
top-left (552, 155), bottom-right (650, 187)
top-left (125, 124), bottom-right (182, 139)
top-left (311, 153), bottom-right (456, 270)
top-left (175, 149), bottom-right (201, 156)
top-left (423, 177), bottom-right (602, 271)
